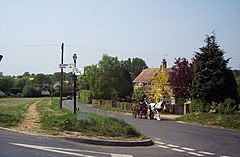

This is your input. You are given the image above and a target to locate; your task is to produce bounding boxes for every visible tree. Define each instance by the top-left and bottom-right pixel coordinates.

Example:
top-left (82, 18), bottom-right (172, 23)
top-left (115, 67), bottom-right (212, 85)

top-left (98, 54), bottom-right (132, 99)
top-left (169, 58), bottom-right (194, 102)
top-left (77, 54), bottom-right (133, 100)
top-left (0, 77), bottom-right (14, 93)
top-left (191, 34), bottom-right (238, 104)
top-left (148, 69), bottom-right (169, 102)
top-left (34, 73), bottom-right (52, 85)
top-left (121, 57), bottom-right (148, 80)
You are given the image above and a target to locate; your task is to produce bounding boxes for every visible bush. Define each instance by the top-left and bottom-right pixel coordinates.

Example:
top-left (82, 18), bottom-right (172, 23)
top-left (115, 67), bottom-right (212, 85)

top-left (79, 90), bottom-right (92, 104)
top-left (217, 98), bottom-right (236, 115)
top-left (190, 99), bottom-right (204, 112)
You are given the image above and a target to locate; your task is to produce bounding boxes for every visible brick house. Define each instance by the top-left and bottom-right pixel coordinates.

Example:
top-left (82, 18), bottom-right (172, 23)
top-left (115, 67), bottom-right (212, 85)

top-left (133, 59), bottom-right (185, 114)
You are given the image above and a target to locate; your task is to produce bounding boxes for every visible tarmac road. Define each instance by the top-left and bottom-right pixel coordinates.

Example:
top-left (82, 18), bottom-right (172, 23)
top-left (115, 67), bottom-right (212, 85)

top-left (63, 100), bottom-right (240, 157)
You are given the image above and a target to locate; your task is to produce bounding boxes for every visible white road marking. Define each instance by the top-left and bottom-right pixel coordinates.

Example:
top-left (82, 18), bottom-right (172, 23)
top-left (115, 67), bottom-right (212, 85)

top-left (155, 141), bottom-right (166, 145)
top-left (219, 156), bottom-right (231, 157)
top-left (10, 143), bottom-right (133, 157)
top-left (187, 152), bottom-right (205, 156)
top-left (154, 140), bottom-right (219, 157)
top-left (198, 151), bottom-right (215, 155)
top-left (181, 147), bottom-right (196, 151)
top-left (157, 145), bottom-right (170, 149)
top-left (167, 144), bottom-right (180, 148)
top-left (171, 148), bottom-right (186, 152)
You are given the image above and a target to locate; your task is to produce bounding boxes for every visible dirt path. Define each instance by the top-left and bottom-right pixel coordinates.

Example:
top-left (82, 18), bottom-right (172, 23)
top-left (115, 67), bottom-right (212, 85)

top-left (14, 100), bottom-right (43, 133)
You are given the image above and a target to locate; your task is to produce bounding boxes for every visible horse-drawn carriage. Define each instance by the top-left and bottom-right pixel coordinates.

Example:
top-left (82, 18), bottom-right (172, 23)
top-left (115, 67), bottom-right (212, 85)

top-left (133, 99), bottom-right (166, 121)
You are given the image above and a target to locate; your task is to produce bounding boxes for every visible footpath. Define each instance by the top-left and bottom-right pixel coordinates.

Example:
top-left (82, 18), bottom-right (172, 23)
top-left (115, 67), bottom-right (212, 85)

top-left (1, 100), bottom-right (154, 146)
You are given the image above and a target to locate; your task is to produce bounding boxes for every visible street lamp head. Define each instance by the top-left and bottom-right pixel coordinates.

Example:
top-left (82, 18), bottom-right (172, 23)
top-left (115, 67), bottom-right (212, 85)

top-left (0, 55), bottom-right (3, 62)
top-left (73, 53), bottom-right (77, 61)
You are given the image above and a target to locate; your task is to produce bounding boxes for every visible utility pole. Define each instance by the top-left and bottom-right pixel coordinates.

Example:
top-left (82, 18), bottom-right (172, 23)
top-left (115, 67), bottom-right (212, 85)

top-left (60, 43), bottom-right (64, 108)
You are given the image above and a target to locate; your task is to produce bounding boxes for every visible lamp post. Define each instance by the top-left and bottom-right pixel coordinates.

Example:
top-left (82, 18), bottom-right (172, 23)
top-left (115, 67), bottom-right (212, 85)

top-left (72, 54), bottom-right (77, 113)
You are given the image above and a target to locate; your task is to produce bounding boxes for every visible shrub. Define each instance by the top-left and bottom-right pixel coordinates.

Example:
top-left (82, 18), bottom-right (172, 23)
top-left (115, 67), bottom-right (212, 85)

top-left (190, 99), bottom-right (204, 112)
top-left (79, 90), bottom-right (92, 104)
top-left (217, 98), bottom-right (236, 115)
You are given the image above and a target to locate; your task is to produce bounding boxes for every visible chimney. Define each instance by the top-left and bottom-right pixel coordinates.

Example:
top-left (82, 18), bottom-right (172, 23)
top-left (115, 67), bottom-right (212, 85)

top-left (162, 58), bottom-right (167, 69)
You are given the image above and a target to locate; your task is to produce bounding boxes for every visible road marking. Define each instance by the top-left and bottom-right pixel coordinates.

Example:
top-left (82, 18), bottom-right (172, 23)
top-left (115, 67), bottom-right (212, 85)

top-left (10, 143), bottom-right (133, 157)
top-left (181, 147), bottom-right (196, 151)
top-left (154, 140), bottom-right (221, 157)
top-left (157, 145), bottom-right (170, 149)
top-left (167, 144), bottom-right (180, 148)
top-left (198, 151), bottom-right (215, 156)
top-left (187, 152), bottom-right (205, 156)
top-left (171, 148), bottom-right (186, 152)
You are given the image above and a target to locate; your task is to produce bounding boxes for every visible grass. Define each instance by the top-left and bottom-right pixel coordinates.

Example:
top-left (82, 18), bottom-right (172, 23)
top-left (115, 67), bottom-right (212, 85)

top-left (176, 112), bottom-right (240, 130)
top-left (38, 98), bottom-right (146, 139)
top-left (0, 98), bottom-right (41, 127)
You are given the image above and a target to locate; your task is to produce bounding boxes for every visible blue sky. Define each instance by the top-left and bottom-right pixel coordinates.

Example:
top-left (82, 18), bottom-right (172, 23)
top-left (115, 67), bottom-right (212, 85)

top-left (0, 0), bottom-right (239, 76)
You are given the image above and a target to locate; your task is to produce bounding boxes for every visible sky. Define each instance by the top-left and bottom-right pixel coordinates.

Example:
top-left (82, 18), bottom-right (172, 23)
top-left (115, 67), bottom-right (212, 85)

top-left (0, 0), bottom-right (240, 76)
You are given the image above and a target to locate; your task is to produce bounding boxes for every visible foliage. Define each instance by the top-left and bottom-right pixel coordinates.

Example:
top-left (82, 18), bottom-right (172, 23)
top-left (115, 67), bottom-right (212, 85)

top-left (34, 73), bottom-right (52, 85)
top-left (176, 112), bottom-right (240, 130)
top-left (77, 54), bottom-right (133, 100)
top-left (22, 84), bottom-right (41, 97)
top-left (121, 57), bottom-right (148, 80)
top-left (133, 87), bottom-right (146, 102)
top-left (191, 33), bottom-right (238, 104)
top-left (233, 70), bottom-right (240, 102)
top-left (0, 77), bottom-right (14, 93)
top-left (169, 58), bottom-right (194, 100)
top-left (189, 99), bottom-right (205, 113)
top-left (217, 98), bottom-right (236, 115)
top-left (147, 69), bottom-right (169, 102)
top-left (79, 90), bottom-right (92, 104)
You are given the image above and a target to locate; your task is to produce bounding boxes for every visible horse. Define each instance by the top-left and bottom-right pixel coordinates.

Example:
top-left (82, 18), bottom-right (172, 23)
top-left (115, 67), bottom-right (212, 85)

top-left (133, 101), bottom-right (148, 118)
top-left (147, 101), bottom-right (166, 121)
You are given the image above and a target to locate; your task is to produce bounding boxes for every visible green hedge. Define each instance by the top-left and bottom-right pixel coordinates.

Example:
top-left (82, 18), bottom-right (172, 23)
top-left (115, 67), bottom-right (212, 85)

top-left (79, 90), bottom-right (92, 104)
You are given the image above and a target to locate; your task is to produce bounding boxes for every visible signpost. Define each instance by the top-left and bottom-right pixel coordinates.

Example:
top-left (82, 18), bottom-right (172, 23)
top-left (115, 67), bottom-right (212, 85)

top-left (58, 54), bottom-right (84, 114)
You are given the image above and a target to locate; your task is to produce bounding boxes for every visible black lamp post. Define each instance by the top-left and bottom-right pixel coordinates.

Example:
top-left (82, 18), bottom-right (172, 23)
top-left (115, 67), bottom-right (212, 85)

top-left (72, 54), bottom-right (77, 113)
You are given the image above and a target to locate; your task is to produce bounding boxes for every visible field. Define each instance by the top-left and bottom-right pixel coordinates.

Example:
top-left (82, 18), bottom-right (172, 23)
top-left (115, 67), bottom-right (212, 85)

top-left (0, 98), bottom-right (40, 127)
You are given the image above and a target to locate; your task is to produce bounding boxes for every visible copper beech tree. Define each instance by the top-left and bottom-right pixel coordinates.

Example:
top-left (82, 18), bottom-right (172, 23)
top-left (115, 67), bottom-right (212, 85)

top-left (169, 58), bottom-right (194, 102)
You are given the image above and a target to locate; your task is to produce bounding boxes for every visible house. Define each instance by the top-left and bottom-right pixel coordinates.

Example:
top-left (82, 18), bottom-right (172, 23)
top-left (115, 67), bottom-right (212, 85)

top-left (133, 58), bottom-right (172, 91)
top-left (133, 59), bottom-right (185, 114)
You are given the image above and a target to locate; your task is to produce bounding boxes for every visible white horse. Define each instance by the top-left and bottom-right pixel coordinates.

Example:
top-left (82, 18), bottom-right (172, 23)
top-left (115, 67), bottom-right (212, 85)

top-left (147, 101), bottom-right (166, 121)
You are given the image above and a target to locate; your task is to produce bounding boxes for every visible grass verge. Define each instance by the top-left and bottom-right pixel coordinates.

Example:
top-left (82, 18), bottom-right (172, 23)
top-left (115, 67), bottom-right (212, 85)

top-left (38, 98), bottom-right (147, 139)
top-left (0, 98), bottom-right (41, 127)
top-left (176, 112), bottom-right (240, 131)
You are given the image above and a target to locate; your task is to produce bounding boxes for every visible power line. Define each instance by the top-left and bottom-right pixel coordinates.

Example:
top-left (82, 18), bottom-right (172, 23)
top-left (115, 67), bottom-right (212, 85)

top-left (0, 44), bottom-right (59, 48)
top-left (66, 44), bottom-right (189, 57)
top-left (65, 0), bottom-right (111, 42)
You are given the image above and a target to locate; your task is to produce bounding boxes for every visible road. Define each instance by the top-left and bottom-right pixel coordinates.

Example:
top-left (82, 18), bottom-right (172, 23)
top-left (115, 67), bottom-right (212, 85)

top-left (0, 100), bottom-right (239, 157)
top-left (63, 100), bottom-right (240, 157)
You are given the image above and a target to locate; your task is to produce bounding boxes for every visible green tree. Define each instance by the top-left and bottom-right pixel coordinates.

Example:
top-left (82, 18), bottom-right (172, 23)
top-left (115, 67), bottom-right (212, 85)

top-left (122, 57), bottom-right (148, 80)
top-left (191, 34), bottom-right (238, 104)
top-left (34, 73), bottom-right (52, 85)
top-left (0, 77), bottom-right (14, 93)
top-left (77, 54), bottom-right (133, 100)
